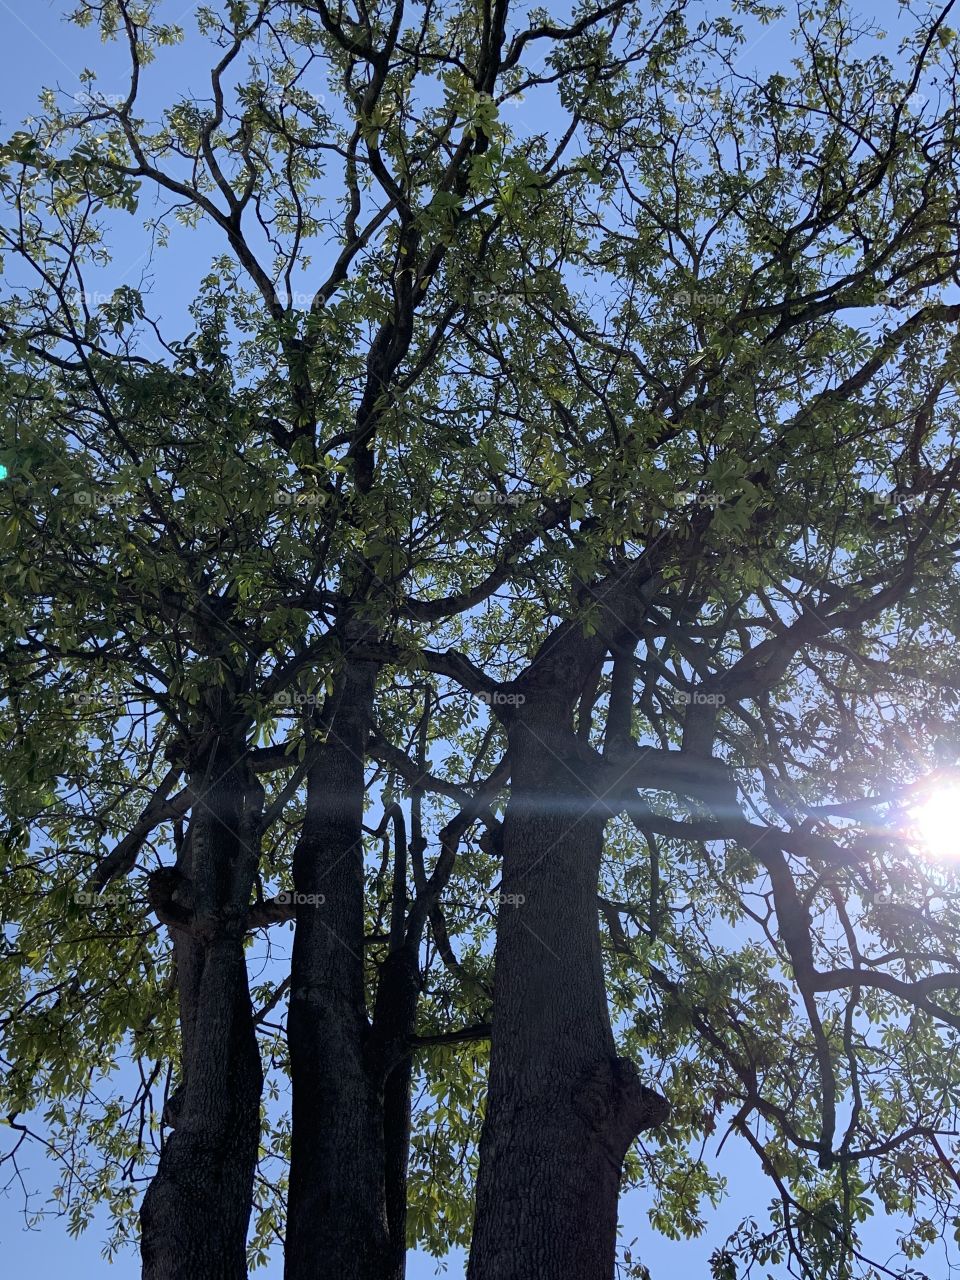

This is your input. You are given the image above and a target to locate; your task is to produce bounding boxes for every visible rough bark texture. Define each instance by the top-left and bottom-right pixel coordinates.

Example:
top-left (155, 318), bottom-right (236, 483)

top-left (383, 1059), bottom-right (413, 1278)
top-left (284, 654), bottom-right (395, 1280)
top-left (368, 941), bottom-right (424, 1280)
top-left (140, 744), bottom-right (264, 1280)
top-left (467, 701), bottom-right (668, 1280)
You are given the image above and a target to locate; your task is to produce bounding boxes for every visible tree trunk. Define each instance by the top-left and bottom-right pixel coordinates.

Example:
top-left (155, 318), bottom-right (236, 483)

top-left (367, 941), bottom-right (424, 1280)
top-left (284, 655), bottom-right (395, 1280)
top-left (140, 744), bottom-right (264, 1280)
top-left (383, 1060), bottom-right (413, 1278)
top-left (467, 705), bottom-right (668, 1280)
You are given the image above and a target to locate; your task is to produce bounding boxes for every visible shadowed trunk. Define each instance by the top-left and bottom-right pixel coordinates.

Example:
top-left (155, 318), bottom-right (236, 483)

top-left (467, 702), bottom-right (668, 1280)
top-left (383, 1060), bottom-right (413, 1275)
top-left (367, 941), bottom-right (423, 1280)
top-left (284, 654), bottom-right (395, 1280)
top-left (140, 742), bottom-right (264, 1280)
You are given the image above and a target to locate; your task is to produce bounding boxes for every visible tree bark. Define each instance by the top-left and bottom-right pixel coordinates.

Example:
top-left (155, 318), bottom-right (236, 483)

top-left (284, 654), bottom-right (395, 1280)
top-left (467, 701), bottom-right (668, 1280)
top-left (383, 1059), bottom-right (413, 1277)
top-left (367, 922), bottom-right (431, 1280)
top-left (140, 742), bottom-right (264, 1280)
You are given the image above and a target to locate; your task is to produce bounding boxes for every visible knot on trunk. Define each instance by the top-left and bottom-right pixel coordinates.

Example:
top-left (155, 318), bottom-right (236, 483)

top-left (572, 1055), bottom-right (669, 1164)
top-left (161, 1082), bottom-right (185, 1129)
top-left (147, 866), bottom-right (194, 931)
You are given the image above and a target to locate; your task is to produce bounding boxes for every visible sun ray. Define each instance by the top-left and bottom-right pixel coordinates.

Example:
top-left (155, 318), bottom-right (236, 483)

top-left (911, 784), bottom-right (960, 861)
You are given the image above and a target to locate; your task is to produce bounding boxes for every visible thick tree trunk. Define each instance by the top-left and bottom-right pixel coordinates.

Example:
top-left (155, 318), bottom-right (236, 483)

top-left (140, 744), bottom-right (264, 1280)
top-left (467, 705), bottom-right (668, 1280)
top-left (284, 655), bottom-right (395, 1280)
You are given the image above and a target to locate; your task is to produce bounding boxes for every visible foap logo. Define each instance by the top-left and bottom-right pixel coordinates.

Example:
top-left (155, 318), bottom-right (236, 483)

top-left (67, 288), bottom-right (118, 307)
top-left (676, 490), bottom-right (724, 509)
top-left (272, 690), bottom-right (322, 708)
top-left (473, 287), bottom-right (545, 308)
top-left (73, 890), bottom-right (128, 907)
top-left (666, 689), bottom-right (726, 707)
top-left (71, 690), bottom-right (126, 709)
top-left (473, 90), bottom-right (524, 114)
top-left (471, 490), bottom-right (530, 507)
top-left (75, 90), bottom-right (125, 109)
top-left (875, 88), bottom-right (927, 111)
top-left (276, 489), bottom-right (325, 508)
top-left (868, 489), bottom-right (924, 512)
top-left (672, 289), bottom-right (727, 307)
top-left (478, 689), bottom-right (526, 708)
top-left (72, 487), bottom-right (129, 510)
top-left (474, 889), bottom-right (525, 908)
top-left (275, 890), bottom-right (326, 907)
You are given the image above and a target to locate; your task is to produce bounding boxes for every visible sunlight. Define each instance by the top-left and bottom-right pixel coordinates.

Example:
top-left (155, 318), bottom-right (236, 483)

top-left (911, 784), bottom-right (960, 860)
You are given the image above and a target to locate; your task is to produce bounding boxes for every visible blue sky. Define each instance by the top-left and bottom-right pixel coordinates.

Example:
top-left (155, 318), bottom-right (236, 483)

top-left (0, 1), bottom-right (932, 1276)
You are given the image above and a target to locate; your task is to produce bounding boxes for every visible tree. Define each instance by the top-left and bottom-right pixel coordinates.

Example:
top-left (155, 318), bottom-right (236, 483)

top-left (0, 0), bottom-right (639, 1273)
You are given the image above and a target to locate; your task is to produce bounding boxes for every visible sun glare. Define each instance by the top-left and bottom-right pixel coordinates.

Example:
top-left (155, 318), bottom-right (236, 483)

top-left (912, 784), bottom-right (960, 860)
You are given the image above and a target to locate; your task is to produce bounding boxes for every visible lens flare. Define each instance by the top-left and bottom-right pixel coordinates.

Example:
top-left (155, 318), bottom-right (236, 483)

top-left (911, 784), bottom-right (960, 860)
